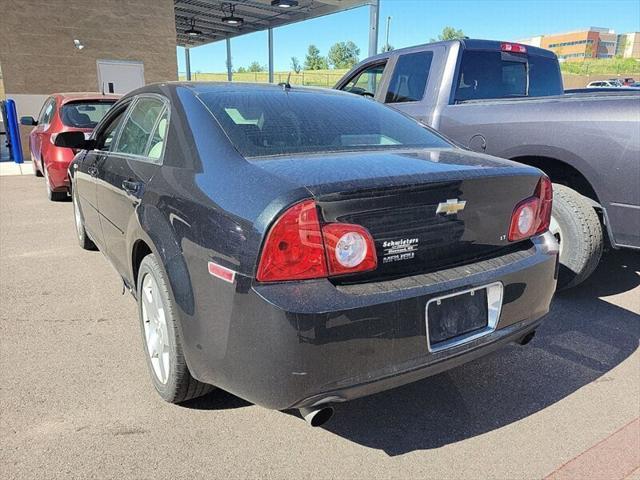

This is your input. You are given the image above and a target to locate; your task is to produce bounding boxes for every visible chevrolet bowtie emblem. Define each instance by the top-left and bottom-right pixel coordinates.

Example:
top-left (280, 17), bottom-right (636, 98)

top-left (436, 198), bottom-right (467, 215)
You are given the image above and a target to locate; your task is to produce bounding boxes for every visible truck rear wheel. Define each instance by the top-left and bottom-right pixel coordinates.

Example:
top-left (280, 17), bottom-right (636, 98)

top-left (550, 184), bottom-right (603, 290)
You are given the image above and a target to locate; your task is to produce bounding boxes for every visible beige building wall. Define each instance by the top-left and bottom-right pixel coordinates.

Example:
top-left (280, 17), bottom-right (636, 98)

top-left (0, 0), bottom-right (178, 155)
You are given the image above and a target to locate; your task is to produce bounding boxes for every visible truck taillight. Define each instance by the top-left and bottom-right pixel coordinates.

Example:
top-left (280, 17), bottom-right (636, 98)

top-left (501, 42), bottom-right (527, 54)
top-left (256, 200), bottom-right (377, 282)
top-left (508, 176), bottom-right (553, 242)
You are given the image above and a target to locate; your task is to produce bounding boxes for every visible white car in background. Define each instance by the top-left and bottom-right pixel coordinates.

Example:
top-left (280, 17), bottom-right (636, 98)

top-left (586, 80), bottom-right (621, 88)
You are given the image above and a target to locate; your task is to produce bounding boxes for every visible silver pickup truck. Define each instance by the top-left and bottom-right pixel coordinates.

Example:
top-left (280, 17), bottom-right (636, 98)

top-left (336, 39), bottom-right (640, 289)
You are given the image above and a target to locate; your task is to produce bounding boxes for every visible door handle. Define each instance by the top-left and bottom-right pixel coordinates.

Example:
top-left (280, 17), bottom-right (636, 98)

top-left (122, 180), bottom-right (143, 195)
top-left (88, 166), bottom-right (98, 177)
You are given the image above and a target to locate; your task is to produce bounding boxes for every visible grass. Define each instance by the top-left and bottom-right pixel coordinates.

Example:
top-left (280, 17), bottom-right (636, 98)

top-left (560, 58), bottom-right (640, 75)
top-left (179, 68), bottom-right (350, 87)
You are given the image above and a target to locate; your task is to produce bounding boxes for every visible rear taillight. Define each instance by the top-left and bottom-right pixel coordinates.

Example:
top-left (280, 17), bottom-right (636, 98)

top-left (322, 223), bottom-right (377, 276)
top-left (256, 200), bottom-right (377, 282)
top-left (508, 176), bottom-right (553, 242)
top-left (256, 200), bottom-right (327, 282)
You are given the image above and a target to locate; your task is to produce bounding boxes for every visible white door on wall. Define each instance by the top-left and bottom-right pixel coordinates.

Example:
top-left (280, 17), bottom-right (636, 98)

top-left (96, 60), bottom-right (145, 95)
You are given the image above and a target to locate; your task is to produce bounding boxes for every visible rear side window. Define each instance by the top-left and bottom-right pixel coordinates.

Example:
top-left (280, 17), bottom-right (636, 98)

top-left (114, 97), bottom-right (165, 157)
top-left (385, 51), bottom-right (433, 103)
top-left (455, 50), bottom-right (563, 102)
top-left (60, 101), bottom-right (115, 129)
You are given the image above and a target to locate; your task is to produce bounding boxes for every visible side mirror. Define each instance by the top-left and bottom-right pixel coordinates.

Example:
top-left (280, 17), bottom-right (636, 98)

top-left (20, 116), bottom-right (38, 126)
top-left (53, 131), bottom-right (95, 150)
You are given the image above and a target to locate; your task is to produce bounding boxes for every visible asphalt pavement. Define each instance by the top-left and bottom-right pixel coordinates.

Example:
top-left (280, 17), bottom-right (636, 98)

top-left (1, 175), bottom-right (638, 479)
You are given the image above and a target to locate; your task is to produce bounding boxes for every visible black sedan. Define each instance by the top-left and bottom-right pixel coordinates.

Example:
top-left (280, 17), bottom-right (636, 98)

top-left (56, 82), bottom-right (558, 426)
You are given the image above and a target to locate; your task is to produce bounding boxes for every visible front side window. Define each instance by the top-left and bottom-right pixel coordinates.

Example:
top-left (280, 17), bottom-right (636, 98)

top-left (39, 98), bottom-right (55, 125)
top-left (95, 107), bottom-right (128, 151)
top-left (60, 101), bottom-right (116, 129)
top-left (340, 62), bottom-right (386, 97)
top-left (114, 97), bottom-right (166, 157)
top-left (199, 88), bottom-right (451, 158)
top-left (385, 51), bottom-right (433, 103)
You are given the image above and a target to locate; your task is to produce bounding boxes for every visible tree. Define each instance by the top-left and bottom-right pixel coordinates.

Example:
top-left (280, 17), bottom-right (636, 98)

top-left (327, 41), bottom-right (361, 69)
top-left (381, 43), bottom-right (395, 53)
top-left (431, 26), bottom-right (466, 42)
top-left (236, 66), bottom-right (247, 73)
top-left (247, 61), bottom-right (265, 72)
top-left (304, 45), bottom-right (328, 70)
top-left (290, 56), bottom-right (302, 73)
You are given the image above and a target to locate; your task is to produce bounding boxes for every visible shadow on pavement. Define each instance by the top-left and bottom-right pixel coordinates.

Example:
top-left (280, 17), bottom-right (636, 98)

top-left (181, 388), bottom-right (252, 411)
top-left (321, 250), bottom-right (639, 455)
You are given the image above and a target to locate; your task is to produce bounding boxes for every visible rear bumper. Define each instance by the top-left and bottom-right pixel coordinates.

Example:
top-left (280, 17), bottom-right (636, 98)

top-left (44, 146), bottom-right (73, 191)
top-left (183, 233), bottom-right (559, 410)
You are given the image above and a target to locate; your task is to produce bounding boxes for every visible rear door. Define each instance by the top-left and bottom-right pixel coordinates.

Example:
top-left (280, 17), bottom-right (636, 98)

top-left (75, 102), bottom-right (130, 247)
top-left (95, 94), bottom-right (168, 277)
top-left (32, 97), bottom-right (55, 166)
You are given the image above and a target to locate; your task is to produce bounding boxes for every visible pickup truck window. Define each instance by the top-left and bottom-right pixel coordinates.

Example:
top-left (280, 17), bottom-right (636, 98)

top-left (455, 51), bottom-right (563, 102)
top-left (341, 62), bottom-right (386, 97)
top-left (385, 51), bottom-right (433, 104)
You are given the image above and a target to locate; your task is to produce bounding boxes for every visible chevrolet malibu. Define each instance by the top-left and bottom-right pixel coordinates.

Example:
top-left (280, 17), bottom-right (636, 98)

top-left (56, 83), bottom-right (558, 426)
top-left (20, 93), bottom-right (119, 200)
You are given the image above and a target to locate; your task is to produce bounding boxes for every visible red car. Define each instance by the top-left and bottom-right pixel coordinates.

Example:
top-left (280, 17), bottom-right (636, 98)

top-left (20, 93), bottom-right (120, 200)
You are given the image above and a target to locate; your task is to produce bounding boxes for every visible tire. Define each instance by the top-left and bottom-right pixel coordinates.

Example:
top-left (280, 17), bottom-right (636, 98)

top-left (137, 253), bottom-right (213, 403)
top-left (72, 187), bottom-right (97, 250)
top-left (550, 183), bottom-right (604, 290)
top-left (43, 163), bottom-right (67, 201)
top-left (32, 156), bottom-right (43, 177)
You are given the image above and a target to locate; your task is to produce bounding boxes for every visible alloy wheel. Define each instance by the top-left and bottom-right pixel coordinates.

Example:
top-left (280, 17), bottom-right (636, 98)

top-left (73, 193), bottom-right (83, 241)
top-left (141, 272), bottom-right (171, 384)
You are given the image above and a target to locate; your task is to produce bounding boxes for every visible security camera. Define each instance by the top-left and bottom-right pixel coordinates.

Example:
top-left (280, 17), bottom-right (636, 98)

top-left (73, 39), bottom-right (84, 50)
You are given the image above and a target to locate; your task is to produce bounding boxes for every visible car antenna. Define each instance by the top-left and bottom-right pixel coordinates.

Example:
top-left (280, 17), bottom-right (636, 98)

top-left (279, 71), bottom-right (292, 91)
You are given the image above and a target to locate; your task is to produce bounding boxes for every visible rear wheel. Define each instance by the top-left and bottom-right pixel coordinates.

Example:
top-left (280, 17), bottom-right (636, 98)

top-left (43, 163), bottom-right (67, 201)
top-left (137, 254), bottom-right (213, 403)
top-left (550, 183), bottom-right (603, 290)
top-left (32, 156), bottom-right (43, 177)
top-left (72, 187), bottom-right (97, 250)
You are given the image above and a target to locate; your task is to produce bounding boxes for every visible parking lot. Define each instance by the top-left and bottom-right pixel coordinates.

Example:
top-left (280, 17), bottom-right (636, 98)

top-left (1, 174), bottom-right (638, 479)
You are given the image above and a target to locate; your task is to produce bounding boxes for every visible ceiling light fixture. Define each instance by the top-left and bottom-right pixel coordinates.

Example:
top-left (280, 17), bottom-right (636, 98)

top-left (221, 3), bottom-right (244, 25)
top-left (185, 17), bottom-right (202, 37)
top-left (271, 0), bottom-right (299, 7)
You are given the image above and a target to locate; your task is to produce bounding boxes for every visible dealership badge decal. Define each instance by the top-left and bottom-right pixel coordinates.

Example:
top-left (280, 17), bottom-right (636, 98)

top-left (436, 198), bottom-right (466, 215)
top-left (382, 238), bottom-right (418, 264)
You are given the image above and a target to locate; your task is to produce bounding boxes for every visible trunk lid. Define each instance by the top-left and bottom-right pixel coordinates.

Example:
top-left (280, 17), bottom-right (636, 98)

top-left (250, 148), bottom-right (542, 282)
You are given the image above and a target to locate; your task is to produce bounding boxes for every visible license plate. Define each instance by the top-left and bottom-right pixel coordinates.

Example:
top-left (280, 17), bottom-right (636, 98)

top-left (426, 283), bottom-right (503, 352)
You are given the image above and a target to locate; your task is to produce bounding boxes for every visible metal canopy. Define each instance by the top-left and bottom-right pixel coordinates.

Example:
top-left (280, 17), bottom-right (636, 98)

top-left (175, 0), bottom-right (374, 47)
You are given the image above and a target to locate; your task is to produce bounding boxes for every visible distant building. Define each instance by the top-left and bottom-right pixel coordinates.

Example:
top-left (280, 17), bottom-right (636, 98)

top-left (616, 32), bottom-right (640, 59)
top-left (518, 27), bottom-right (640, 61)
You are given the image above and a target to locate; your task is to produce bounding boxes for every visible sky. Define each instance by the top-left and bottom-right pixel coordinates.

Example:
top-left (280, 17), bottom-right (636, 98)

top-left (176, 0), bottom-right (640, 73)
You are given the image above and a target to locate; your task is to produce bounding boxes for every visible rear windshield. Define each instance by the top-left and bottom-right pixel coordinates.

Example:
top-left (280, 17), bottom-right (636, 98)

top-left (198, 89), bottom-right (451, 157)
top-left (455, 51), bottom-right (563, 102)
top-left (60, 101), bottom-right (115, 128)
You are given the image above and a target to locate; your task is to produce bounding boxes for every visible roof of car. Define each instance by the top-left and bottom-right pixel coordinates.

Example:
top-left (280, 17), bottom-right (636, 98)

top-left (132, 81), bottom-right (351, 98)
top-left (53, 92), bottom-right (121, 104)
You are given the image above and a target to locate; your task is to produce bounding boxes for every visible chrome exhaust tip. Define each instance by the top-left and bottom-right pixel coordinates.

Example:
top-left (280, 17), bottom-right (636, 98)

top-left (299, 406), bottom-right (334, 427)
